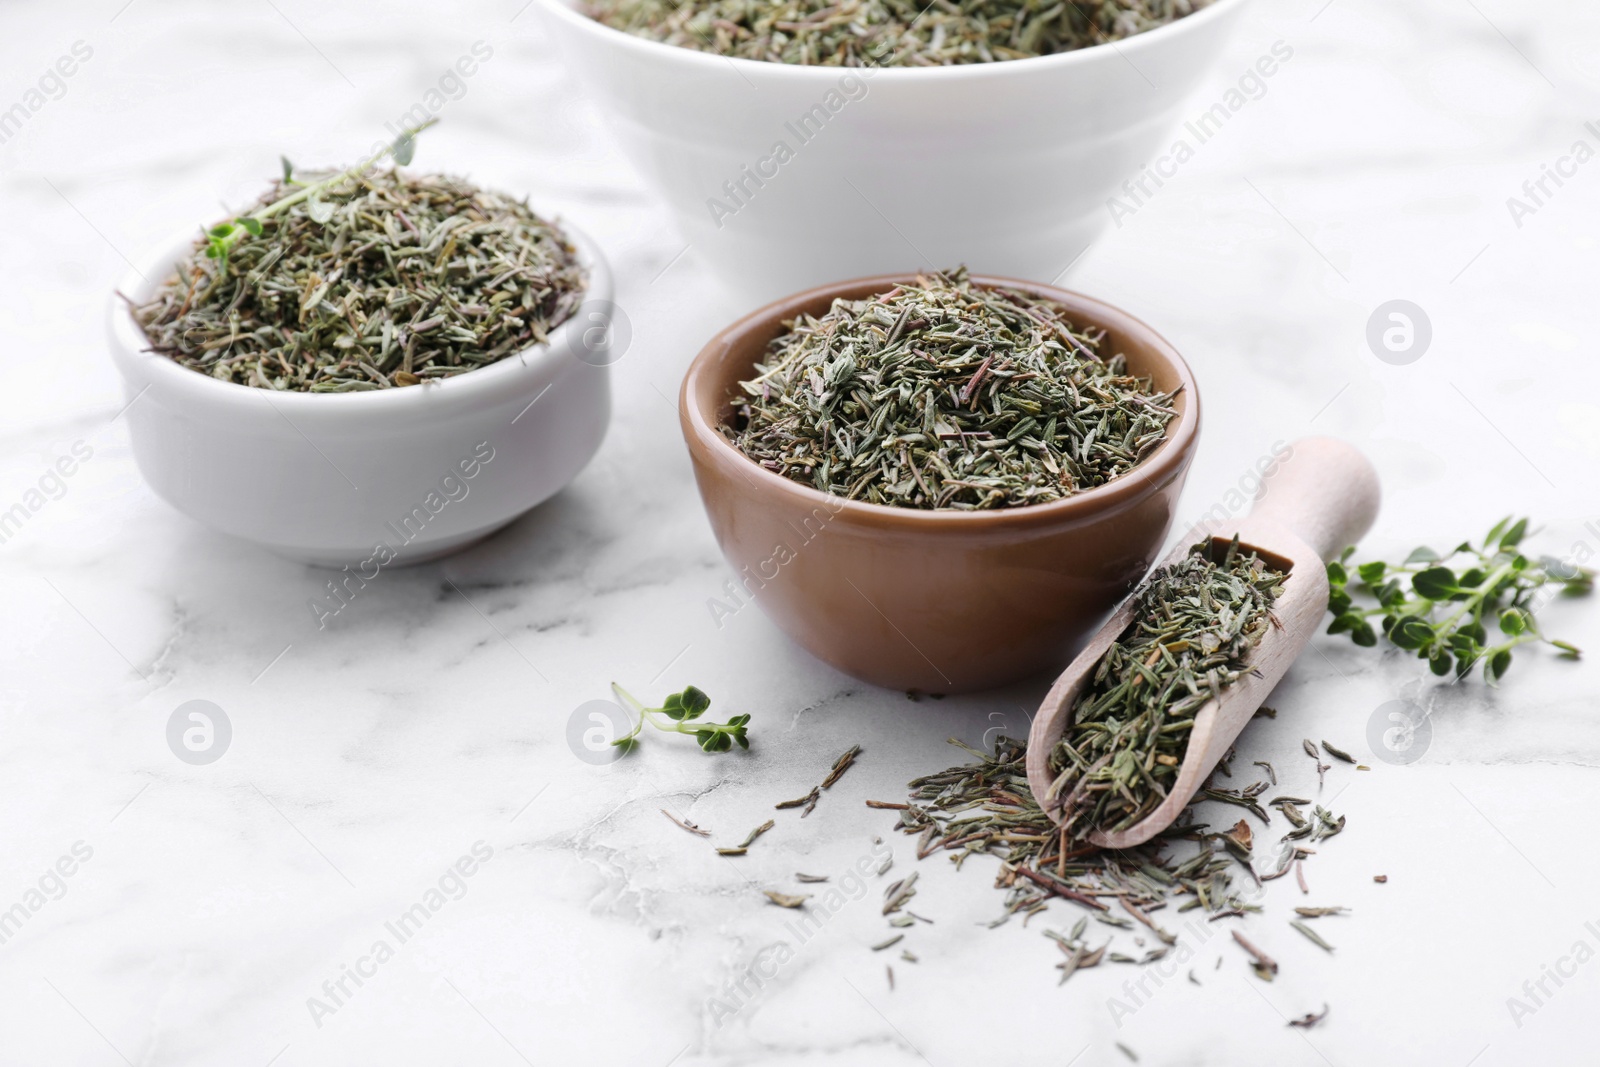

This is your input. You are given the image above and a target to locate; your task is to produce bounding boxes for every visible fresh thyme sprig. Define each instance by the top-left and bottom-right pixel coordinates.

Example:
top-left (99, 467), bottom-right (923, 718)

top-left (1326, 517), bottom-right (1592, 684)
top-left (610, 684), bottom-right (752, 753)
top-left (203, 119), bottom-right (438, 273)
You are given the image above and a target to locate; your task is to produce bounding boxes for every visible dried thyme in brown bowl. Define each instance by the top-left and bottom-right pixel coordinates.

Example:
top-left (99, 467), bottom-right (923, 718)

top-left (722, 268), bottom-right (1179, 510)
top-left (133, 144), bottom-right (585, 393)
top-left (582, 0), bottom-right (1216, 67)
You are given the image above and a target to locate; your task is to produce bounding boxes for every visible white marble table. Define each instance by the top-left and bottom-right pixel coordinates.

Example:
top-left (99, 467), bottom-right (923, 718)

top-left (1, 1), bottom-right (1597, 1064)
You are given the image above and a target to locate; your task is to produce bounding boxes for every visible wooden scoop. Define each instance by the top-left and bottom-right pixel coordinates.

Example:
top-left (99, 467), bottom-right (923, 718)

top-left (1024, 437), bottom-right (1380, 849)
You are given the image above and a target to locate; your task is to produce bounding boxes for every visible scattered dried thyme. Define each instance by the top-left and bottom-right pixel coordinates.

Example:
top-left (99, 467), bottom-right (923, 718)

top-left (133, 165), bottom-right (585, 392)
top-left (881, 733), bottom-right (1354, 988)
top-left (1044, 537), bottom-right (1286, 839)
top-left (725, 268), bottom-right (1177, 510)
top-left (584, 0), bottom-right (1215, 67)
top-left (775, 744), bottom-right (864, 815)
top-left (896, 737), bottom-right (1251, 929)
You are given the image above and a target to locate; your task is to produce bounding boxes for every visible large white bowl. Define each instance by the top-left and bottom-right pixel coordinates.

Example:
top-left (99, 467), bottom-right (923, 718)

top-left (108, 224), bottom-right (613, 567)
top-left (537, 0), bottom-right (1252, 303)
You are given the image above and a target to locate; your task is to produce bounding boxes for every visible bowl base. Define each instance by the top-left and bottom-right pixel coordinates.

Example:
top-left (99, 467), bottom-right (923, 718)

top-left (262, 515), bottom-right (521, 569)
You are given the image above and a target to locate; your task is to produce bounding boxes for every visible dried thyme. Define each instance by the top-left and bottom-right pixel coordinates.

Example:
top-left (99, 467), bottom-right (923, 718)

top-left (717, 818), bottom-right (775, 856)
top-left (822, 745), bottom-right (863, 788)
top-left (763, 889), bottom-right (810, 908)
top-left (776, 744), bottom-right (863, 815)
top-left (1288, 1004), bottom-right (1329, 1029)
top-left (878, 725), bottom-right (1358, 990)
top-left (1321, 740), bottom-right (1356, 764)
top-left (1290, 920), bottom-right (1334, 952)
top-left (1232, 930), bottom-right (1278, 981)
top-left (882, 871), bottom-right (919, 915)
top-left (774, 786), bottom-right (820, 813)
top-left (1044, 537), bottom-right (1286, 839)
top-left (660, 809), bottom-right (710, 836)
top-left (584, 0), bottom-right (1214, 67)
top-left (892, 737), bottom-right (1258, 936)
top-left (725, 268), bottom-right (1177, 510)
top-left (133, 157), bottom-right (585, 393)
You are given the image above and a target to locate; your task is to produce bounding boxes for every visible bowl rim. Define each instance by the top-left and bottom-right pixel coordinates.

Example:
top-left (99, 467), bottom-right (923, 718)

top-left (536, 0), bottom-right (1250, 81)
top-left (679, 271), bottom-right (1201, 532)
top-left (107, 209), bottom-right (611, 415)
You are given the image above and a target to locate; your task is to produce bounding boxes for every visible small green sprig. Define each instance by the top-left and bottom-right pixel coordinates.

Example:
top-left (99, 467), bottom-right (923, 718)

top-left (203, 119), bottom-right (437, 272)
top-left (610, 684), bottom-right (751, 753)
top-left (1326, 517), bottom-right (1593, 684)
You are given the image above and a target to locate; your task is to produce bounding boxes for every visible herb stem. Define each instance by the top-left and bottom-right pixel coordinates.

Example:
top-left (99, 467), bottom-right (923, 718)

top-left (610, 683), bottom-right (648, 746)
top-left (1432, 560), bottom-right (1516, 635)
top-left (219, 119), bottom-right (440, 260)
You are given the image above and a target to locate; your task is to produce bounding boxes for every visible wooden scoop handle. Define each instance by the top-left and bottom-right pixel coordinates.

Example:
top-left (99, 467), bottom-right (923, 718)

top-left (1242, 437), bottom-right (1381, 562)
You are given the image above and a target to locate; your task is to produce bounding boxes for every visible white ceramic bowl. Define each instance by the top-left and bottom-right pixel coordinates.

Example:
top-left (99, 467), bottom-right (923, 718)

top-left (108, 224), bottom-right (613, 567)
top-left (537, 0), bottom-right (1252, 304)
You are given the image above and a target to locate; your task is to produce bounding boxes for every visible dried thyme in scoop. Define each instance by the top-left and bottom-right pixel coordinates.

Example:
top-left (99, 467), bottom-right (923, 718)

top-left (724, 268), bottom-right (1178, 510)
top-left (584, 0), bottom-right (1214, 66)
top-left (1044, 536), bottom-right (1285, 840)
top-left (133, 162), bottom-right (585, 392)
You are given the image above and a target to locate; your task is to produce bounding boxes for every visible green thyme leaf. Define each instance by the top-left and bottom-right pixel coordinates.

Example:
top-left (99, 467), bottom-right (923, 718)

top-left (1411, 567), bottom-right (1459, 600)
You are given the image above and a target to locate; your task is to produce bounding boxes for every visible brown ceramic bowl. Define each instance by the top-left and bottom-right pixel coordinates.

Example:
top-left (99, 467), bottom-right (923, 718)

top-left (679, 274), bottom-right (1201, 693)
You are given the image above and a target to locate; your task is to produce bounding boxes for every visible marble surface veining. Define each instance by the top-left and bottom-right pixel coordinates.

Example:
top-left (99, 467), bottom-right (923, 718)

top-left (1, 1), bottom-right (1598, 1065)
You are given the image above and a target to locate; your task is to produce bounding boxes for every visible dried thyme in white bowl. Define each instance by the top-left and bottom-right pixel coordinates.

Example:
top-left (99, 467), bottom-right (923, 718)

top-left (133, 143), bottom-right (585, 393)
top-left (583, 0), bottom-right (1216, 66)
